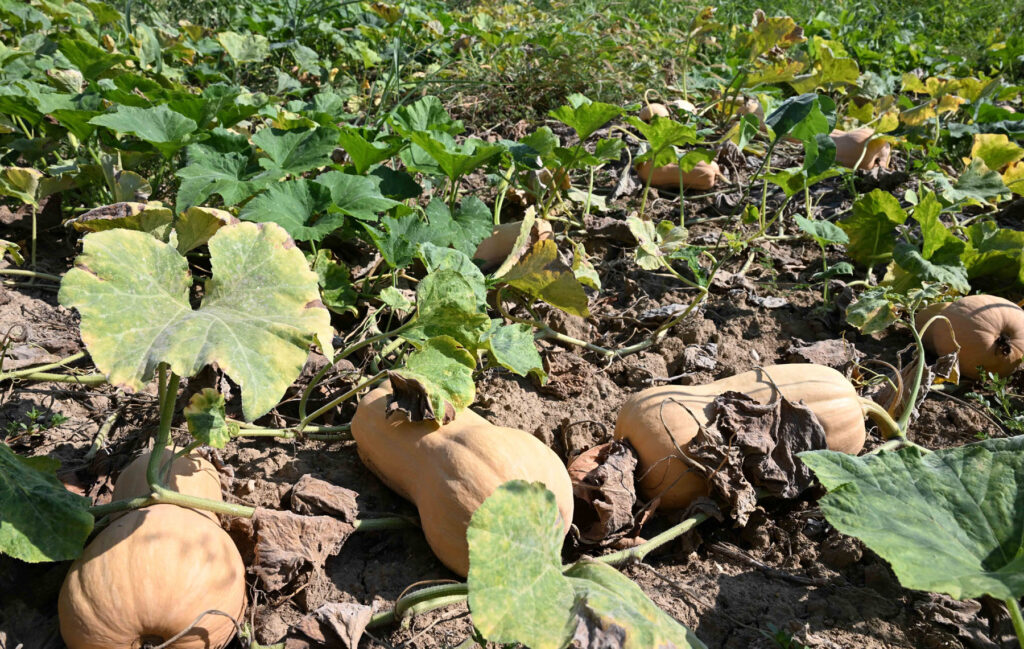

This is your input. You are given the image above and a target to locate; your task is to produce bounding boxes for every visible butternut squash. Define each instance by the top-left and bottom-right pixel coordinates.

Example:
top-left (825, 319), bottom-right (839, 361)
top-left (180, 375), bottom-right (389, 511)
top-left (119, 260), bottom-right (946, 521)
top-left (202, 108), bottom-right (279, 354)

top-left (58, 504), bottom-right (246, 649)
top-left (112, 448), bottom-right (222, 521)
top-left (614, 364), bottom-right (878, 510)
top-left (635, 160), bottom-right (720, 191)
top-left (831, 127), bottom-right (891, 170)
top-left (916, 295), bottom-right (1024, 379)
top-left (351, 385), bottom-right (573, 576)
top-left (473, 219), bottom-right (553, 270)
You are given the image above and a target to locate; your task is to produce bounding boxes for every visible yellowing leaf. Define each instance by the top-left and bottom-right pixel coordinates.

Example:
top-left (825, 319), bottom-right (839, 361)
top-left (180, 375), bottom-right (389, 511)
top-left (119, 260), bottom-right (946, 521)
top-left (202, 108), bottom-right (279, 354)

top-left (901, 73), bottom-right (927, 94)
top-left (900, 101), bottom-right (937, 127)
top-left (876, 109), bottom-right (900, 133)
top-left (1003, 162), bottom-right (1024, 196)
top-left (936, 94), bottom-right (967, 115)
top-left (0, 167), bottom-right (44, 206)
top-left (847, 101), bottom-right (874, 124)
top-left (971, 134), bottom-right (1024, 172)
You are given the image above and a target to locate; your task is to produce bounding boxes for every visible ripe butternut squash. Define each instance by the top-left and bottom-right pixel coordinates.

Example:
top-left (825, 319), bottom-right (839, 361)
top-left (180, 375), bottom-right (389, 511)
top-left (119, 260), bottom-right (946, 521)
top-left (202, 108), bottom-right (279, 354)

top-left (473, 219), bottom-right (553, 270)
top-left (916, 295), bottom-right (1024, 379)
top-left (58, 504), bottom-right (246, 649)
top-left (831, 127), bottom-right (891, 170)
top-left (614, 364), bottom-right (880, 510)
top-left (635, 160), bottom-right (720, 191)
top-left (112, 448), bottom-right (223, 521)
top-left (351, 385), bottom-right (573, 576)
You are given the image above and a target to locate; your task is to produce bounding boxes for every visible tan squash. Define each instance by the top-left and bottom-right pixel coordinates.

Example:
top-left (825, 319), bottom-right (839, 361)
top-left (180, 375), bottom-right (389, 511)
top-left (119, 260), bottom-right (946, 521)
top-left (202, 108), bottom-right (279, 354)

top-left (831, 127), bottom-right (891, 170)
top-left (59, 504), bottom-right (246, 649)
top-left (916, 295), bottom-right (1024, 379)
top-left (473, 219), bottom-right (553, 270)
top-left (112, 448), bottom-right (222, 521)
top-left (639, 103), bottom-right (671, 122)
top-left (351, 385), bottom-right (573, 576)
top-left (635, 160), bottom-right (720, 191)
top-left (614, 364), bottom-right (879, 510)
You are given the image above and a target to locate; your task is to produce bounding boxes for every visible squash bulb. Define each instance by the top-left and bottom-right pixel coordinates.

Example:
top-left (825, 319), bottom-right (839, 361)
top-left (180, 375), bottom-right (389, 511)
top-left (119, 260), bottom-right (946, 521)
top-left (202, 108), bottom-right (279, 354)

top-left (59, 505), bottom-right (246, 649)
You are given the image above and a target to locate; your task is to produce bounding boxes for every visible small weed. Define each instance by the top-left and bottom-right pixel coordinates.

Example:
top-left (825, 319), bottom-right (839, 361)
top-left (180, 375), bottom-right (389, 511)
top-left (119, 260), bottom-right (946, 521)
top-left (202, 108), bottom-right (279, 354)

top-left (966, 371), bottom-right (1024, 435)
top-left (762, 623), bottom-right (809, 649)
top-left (3, 408), bottom-right (68, 441)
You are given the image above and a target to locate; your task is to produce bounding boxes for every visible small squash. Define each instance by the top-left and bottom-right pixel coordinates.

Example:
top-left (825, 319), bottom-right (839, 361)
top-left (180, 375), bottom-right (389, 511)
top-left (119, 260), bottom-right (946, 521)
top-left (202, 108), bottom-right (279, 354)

top-left (916, 294), bottom-right (1024, 379)
top-left (614, 364), bottom-right (877, 510)
top-left (635, 160), bottom-right (720, 191)
top-left (831, 127), bottom-right (891, 170)
top-left (59, 504), bottom-right (246, 649)
top-left (639, 103), bottom-right (671, 122)
top-left (473, 219), bottom-right (553, 270)
top-left (351, 385), bottom-right (573, 576)
top-left (112, 448), bottom-right (222, 521)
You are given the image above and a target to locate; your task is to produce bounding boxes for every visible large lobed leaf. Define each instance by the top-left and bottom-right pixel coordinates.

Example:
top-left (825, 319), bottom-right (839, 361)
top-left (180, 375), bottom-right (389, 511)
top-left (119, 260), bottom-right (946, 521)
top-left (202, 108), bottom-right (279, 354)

top-left (59, 222), bottom-right (332, 421)
top-left (800, 437), bottom-right (1024, 600)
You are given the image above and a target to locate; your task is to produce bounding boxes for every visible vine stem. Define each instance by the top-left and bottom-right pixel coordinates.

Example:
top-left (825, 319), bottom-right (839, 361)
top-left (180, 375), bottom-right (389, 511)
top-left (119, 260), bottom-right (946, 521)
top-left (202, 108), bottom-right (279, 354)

top-left (298, 322), bottom-right (414, 423)
top-left (366, 511), bottom-right (712, 630)
top-left (1006, 597), bottom-right (1024, 649)
top-left (595, 513), bottom-right (708, 566)
top-left (0, 371), bottom-right (106, 385)
top-left (0, 350), bottom-right (87, 381)
top-left (296, 370), bottom-right (388, 433)
top-left (0, 268), bottom-right (61, 282)
top-left (858, 398), bottom-right (902, 440)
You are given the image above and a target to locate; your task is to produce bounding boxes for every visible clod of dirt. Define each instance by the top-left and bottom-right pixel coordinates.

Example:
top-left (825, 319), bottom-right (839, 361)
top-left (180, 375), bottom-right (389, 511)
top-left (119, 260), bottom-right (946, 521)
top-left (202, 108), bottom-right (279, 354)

top-left (685, 392), bottom-right (829, 525)
top-left (542, 352), bottom-right (597, 399)
top-left (916, 594), bottom-right (1002, 649)
top-left (785, 338), bottom-right (864, 372)
top-left (567, 441), bottom-right (645, 546)
top-left (250, 508), bottom-right (355, 592)
top-left (582, 214), bottom-right (634, 243)
top-left (290, 474), bottom-right (359, 521)
top-left (291, 601), bottom-right (374, 649)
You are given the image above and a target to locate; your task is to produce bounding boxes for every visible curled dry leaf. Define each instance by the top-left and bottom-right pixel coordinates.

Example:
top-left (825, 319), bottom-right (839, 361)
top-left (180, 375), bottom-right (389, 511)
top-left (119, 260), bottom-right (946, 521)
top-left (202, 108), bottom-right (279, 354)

top-left (292, 602), bottom-right (375, 649)
top-left (290, 474), bottom-right (359, 522)
top-left (870, 351), bottom-right (959, 424)
top-left (684, 391), bottom-right (829, 525)
top-left (251, 508), bottom-right (355, 592)
top-left (567, 441), bottom-right (648, 547)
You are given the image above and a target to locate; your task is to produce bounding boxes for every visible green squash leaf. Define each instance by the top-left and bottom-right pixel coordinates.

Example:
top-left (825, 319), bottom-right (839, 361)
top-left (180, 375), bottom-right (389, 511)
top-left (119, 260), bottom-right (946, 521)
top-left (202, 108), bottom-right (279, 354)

top-left (0, 443), bottom-right (93, 563)
top-left (238, 179), bottom-right (341, 242)
top-left (548, 93), bottom-right (623, 141)
top-left (89, 105), bottom-right (197, 159)
top-left (217, 30), bottom-right (270, 64)
top-left (839, 189), bottom-right (908, 266)
top-left (253, 127), bottom-right (337, 180)
top-left (388, 336), bottom-right (476, 420)
top-left (484, 321), bottom-right (546, 382)
top-left (423, 197), bottom-right (493, 258)
top-left (59, 223), bottom-right (332, 421)
top-left (800, 437), bottom-right (1024, 600)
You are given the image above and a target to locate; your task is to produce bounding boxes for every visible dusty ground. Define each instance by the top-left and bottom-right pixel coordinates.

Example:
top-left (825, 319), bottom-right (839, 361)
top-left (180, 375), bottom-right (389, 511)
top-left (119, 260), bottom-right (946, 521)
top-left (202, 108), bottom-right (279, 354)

top-left (0, 149), bottom-right (1018, 649)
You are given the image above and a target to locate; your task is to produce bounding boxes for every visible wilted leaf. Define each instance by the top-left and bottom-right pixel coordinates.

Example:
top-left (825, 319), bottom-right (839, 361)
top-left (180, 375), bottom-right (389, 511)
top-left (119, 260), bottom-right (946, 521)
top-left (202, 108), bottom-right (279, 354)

top-left (217, 30), bottom-right (270, 64)
top-left (567, 441), bottom-right (640, 546)
top-left (251, 508), bottom-right (354, 592)
top-left (497, 239), bottom-right (590, 317)
top-left (387, 336), bottom-right (476, 423)
top-left (184, 388), bottom-right (232, 448)
top-left (970, 134), bottom-right (1024, 171)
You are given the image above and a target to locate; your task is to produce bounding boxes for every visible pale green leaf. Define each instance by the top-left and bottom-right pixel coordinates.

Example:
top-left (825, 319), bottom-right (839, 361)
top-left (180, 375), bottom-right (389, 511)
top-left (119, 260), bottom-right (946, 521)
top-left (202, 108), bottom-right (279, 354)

top-left (59, 222), bottom-right (333, 421)
top-left (184, 388), bottom-right (232, 448)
